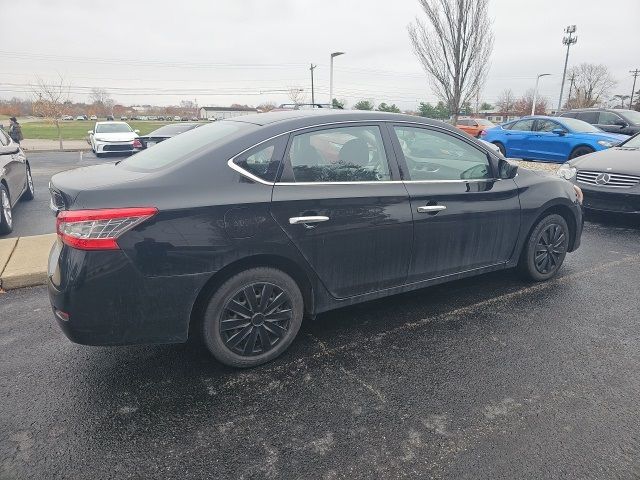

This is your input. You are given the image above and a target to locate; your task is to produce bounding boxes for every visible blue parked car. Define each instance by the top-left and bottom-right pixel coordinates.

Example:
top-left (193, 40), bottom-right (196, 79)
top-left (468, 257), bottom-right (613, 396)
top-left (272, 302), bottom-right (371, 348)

top-left (482, 116), bottom-right (628, 162)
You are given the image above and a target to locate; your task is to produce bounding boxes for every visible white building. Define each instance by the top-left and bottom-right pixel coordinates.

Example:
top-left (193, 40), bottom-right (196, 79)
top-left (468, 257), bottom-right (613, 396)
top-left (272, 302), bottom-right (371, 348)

top-left (199, 106), bottom-right (258, 120)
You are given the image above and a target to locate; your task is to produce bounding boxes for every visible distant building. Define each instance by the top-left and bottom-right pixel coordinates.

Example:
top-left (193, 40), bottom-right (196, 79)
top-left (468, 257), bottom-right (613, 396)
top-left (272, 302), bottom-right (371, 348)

top-left (477, 109), bottom-right (520, 124)
top-left (199, 106), bottom-right (258, 120)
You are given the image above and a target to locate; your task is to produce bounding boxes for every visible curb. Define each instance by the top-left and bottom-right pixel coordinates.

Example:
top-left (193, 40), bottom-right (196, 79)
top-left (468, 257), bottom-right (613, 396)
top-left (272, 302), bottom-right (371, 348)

top-left (0, 234), bottom-right (56, 291)
top-left (24, 148), bottom-right (91, 153)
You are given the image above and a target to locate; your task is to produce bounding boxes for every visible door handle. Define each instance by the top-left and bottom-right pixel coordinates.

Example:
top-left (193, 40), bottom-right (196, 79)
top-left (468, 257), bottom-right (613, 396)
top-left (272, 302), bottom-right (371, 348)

top-left (417, 205), bottom-right (446, 213)
top-left (289, 216), bottom-right (330, 225)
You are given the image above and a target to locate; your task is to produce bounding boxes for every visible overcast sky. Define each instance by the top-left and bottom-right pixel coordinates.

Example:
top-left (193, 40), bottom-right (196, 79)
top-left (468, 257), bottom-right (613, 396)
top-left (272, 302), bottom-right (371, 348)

top-left (3, 0), bottom-right (639, 110)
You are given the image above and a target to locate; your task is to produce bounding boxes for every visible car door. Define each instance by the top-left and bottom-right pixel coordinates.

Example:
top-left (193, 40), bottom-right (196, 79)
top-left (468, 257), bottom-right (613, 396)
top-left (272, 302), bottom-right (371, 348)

top-left (0, 130), bottom-right (23, 203)
top-left (389, 124), bottom-right (521, 282)
top-left (270, 123), bottom-right (414, 299)
top-left (529, 119), bottom-right (573, 161)
top-left (503, 119), bottom-right (536, 157)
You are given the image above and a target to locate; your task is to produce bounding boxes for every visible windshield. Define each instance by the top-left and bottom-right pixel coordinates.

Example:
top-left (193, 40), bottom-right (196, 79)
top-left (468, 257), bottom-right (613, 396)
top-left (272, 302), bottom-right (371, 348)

top-left (95, 123), bottom-right (132, 134)
top-left (148, 124), bottom-right (199, 136)
top-left (620, 133), bottom-right (640, 148)
top-left (558, 117), bottom-right (602, 133)
top-left (118, 121), bottom-right (246, 171)
top-left (619, 110), bottom-right (640, 124)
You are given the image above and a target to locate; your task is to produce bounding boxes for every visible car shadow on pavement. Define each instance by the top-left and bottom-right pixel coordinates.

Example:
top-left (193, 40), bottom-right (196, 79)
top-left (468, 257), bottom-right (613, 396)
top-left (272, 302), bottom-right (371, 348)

top-left (584, 210), bottom-right (640, 229)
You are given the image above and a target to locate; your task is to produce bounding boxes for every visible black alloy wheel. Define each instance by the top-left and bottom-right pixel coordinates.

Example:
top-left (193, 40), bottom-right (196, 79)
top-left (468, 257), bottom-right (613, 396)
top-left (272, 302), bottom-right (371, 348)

top-left (0, 184), bottom-right (12, 235)
top-left (202, 267), bottom-right (304, 367)
top-left (534, 223), bottom-right (567, 274)
top-left (220, 282), bottom-right (292, 356)
top-left (23, 166), bottom-right (34, 201)
top-left (518, 213), bottom-right (569, 281)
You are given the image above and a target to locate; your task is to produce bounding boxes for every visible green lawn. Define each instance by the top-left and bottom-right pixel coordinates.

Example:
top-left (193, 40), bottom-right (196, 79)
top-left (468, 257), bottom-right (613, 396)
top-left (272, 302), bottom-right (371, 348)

top-left (20, 120), bottom-right (201, 140)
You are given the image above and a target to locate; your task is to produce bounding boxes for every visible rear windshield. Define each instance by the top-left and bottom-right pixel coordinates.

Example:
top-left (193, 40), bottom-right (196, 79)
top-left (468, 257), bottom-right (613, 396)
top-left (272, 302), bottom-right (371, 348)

top-left (118, 121), bottom-right (245, 171)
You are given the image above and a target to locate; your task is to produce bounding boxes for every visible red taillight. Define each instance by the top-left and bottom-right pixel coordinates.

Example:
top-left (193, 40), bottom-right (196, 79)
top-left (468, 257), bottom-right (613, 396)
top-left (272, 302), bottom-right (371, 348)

top-left (56, 207), bottom-right (158, 250)
top-left (133, 138), bottom-right (142, 149)
top-left (480, 130), bottom-right (487, 136)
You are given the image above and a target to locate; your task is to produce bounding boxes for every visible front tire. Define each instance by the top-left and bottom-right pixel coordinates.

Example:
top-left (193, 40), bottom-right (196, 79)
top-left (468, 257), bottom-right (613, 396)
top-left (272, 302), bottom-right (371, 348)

top-left (493, 141), bottom-right (506, 157)
top-left (569, 146), bottom-right (594, 160)
top-left (518, 214), bottom-right (569, 281)
top-left (22, 165), bottom-right (34, 201)
top-left (0, 184), bottom-right (13, 235)
top-left (202, 267), bottom-right (304, 368)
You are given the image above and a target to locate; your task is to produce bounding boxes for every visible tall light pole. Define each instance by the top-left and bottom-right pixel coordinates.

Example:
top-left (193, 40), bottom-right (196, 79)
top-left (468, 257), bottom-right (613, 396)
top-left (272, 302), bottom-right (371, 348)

top-left (557, 25), bottom-right (577, 113)
top-left (532, 73), bottom-right (551, 116)
top-left (329, 52), bottom-right (345, 106)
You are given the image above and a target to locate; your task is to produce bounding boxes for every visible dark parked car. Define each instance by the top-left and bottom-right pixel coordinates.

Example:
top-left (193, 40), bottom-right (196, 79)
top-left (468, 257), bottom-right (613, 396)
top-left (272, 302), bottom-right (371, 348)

top-left (0, 129), bottom-right (34, 235)
top-left (138, 123), bottom-right (201, 149)
top-left (559, 108), bottom-right (640, 136)
top-left (558, 132), bottom-right (640, 214)
top-left (48, 110), bottom-right (583, 367)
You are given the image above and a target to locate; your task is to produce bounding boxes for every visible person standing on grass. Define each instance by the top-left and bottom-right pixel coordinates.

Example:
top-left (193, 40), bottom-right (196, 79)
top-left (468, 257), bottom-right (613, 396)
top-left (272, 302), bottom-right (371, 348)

top-left (8, 117), bottom-right (23, 145)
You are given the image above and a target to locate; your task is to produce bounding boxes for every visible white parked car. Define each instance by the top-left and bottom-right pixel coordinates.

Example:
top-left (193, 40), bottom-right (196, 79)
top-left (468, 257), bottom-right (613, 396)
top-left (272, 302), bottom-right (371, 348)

top-left (90, 115), bottom-right (98, 121)
top-left (88, 121), bottom-right (141, 157)
top-left (173, 115), bottom-right (181, 121)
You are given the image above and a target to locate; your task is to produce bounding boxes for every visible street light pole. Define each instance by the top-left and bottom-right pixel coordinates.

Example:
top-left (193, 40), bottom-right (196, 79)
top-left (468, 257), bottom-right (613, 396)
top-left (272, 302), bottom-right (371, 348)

top-left (532, 73), bottom-right (551, 116)
top-left (310, 63), bottom-right (316, 105)
top-left (557, 25), bottom-right (577, 113)
top-left (329, 52), bottom-right (345, 106)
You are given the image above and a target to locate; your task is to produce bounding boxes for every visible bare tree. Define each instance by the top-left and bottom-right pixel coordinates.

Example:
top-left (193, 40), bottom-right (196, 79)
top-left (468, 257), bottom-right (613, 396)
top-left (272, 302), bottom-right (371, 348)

top-left (408, 0), bottom-right (494, 124)
top-left (287, 87), bottom-right (306, 105)
top-left (567, 63), bottom-right (617, 108)
top-left (257, 102), bottom-right (277, 112)
top-left (495, 89), bottom-right (516, 115)
top-left (513, 89), bottom-right (549, 116)
top-left (31, 76), bottom-right (70, 150)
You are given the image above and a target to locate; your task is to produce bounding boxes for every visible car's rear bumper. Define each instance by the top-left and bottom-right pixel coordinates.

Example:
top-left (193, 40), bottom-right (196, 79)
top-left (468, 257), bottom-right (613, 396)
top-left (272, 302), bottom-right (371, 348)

top-left (47, 240), bottom-right (210, 346)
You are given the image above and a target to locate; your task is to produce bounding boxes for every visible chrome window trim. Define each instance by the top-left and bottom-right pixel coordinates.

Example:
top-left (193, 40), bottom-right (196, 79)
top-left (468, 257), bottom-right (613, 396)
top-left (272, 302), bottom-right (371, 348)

top-left (227, 120), bottom-right (498, 186)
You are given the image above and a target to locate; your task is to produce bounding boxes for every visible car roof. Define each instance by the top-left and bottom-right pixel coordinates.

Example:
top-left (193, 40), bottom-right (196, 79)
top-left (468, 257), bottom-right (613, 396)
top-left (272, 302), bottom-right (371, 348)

top-left (226, 109), bottom-right (456, 132)
top-left (95, 121), bottom-right (130, 125)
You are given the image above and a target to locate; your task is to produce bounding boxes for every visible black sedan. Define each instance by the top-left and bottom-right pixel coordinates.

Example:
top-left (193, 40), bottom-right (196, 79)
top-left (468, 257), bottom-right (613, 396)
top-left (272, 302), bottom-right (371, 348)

top-left (0, 128), bottom-right (34, 235)
top-left (559, 132), bottom-right (640, 214)
top-left (48, 110), bottom-right (584, 367)
top-left (138, 122), bottom-right (201, 149)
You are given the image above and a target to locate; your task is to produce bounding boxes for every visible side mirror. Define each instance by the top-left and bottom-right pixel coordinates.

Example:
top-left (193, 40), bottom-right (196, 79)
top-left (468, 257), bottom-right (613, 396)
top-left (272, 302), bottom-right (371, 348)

top-left (134, 129), bottom-right (140, 133)
top-left (0, 144), bottom-right (19, 155)
top-left (614, 120), bottom-right (628, 128)
top-left (88, 130), bottom-right (93, 135)
top-left (552, 128), bottom-right (566, 136)
top-left (498, 158), bottom-right (518, 179)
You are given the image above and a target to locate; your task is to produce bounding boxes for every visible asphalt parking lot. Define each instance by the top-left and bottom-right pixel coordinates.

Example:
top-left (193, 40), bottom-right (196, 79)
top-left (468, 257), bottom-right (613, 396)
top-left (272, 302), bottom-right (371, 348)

top-left (1, 214), bottom-right (640, 479)
top-left (7, 151), bottom-right (122, 238)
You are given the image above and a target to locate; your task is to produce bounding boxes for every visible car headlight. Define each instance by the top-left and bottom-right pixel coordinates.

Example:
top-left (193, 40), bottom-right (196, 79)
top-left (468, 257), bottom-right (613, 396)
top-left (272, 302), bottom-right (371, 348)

top-left (94, 137), bottom-right (105, 142)
top-left (597, 140), bottom-right (614, 148)
top-left (557, 164), bottom-right (576, 180)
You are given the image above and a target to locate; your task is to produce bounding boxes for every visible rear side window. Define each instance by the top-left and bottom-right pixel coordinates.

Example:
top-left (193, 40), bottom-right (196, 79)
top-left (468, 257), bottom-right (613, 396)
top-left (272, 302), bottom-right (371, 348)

top-left (510, 119), bottom-right (535, 131)
top-left (233, 137), bottom-right (287, 182)
top-left (575, 111), bottom-right (599, 124)
top-left (287, 126), bottom-right (391, 182)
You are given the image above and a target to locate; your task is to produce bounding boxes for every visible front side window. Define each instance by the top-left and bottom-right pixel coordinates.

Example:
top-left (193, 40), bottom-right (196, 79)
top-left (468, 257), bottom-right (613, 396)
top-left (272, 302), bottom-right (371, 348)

top-left (394, 126), bottom-right (492, 181)
top-left (598, 111), bottom-right (623, 126)
top-left (536, 119), bottom-right (562, 132)
top-left (510, 119), bottom-right (535, 131)
top-left (288, 126), bottom-right (391, 182)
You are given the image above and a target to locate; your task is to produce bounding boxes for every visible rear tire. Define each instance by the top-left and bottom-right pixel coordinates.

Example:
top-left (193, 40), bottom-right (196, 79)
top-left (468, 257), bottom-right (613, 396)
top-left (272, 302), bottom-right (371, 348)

top-left (0, 184), bottom-right (13, 236)
top-left (202, 267), bottom-right (304, 368)
top-left (569, 146), bottom-right (594, 160)
top-left (493, 142), bottom-right (506, 157)
top-left (518, 214), bottom-right (569, 281)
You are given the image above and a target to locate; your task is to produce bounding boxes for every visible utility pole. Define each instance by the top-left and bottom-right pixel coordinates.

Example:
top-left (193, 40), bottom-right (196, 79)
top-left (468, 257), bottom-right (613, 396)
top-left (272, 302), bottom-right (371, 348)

top-left (310, 63), bottom-right (316, 105)
top-left (329, 52), bottom-right (345, 106)
top-left (567, 73), bottom-right (576, 107)
top-left (557, 25), bottom-right (577, 113)
top-left (630, 69), bottom-right (639, 109)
